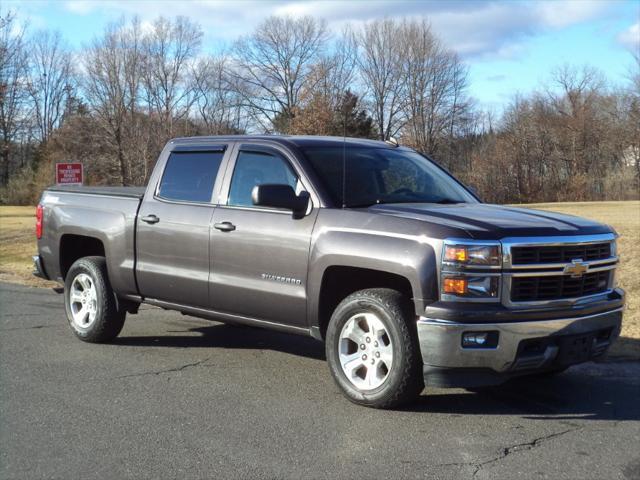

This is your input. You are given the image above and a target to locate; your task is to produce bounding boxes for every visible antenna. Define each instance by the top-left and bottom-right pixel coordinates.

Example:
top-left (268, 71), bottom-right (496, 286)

top-left (341, 96), bottom-right (347, 208)
top-left (385, 136), bottom-right (399, 147)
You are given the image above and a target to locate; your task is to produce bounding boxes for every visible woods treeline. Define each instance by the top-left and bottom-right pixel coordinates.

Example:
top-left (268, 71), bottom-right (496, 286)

top-left (1, 12), bottom-right (638, 205)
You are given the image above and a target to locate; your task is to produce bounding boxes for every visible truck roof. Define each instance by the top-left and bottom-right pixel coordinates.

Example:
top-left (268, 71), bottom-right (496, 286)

top-left (169, 135), bottom-right (399, 150)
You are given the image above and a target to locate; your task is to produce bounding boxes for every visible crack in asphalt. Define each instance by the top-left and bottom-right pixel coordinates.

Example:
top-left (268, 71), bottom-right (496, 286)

top-left (116, 357), bottom-right (212, 379)
top-left (474, 427), bottom-right (581, 475)
top-left (0, 324), bottom-right (61, 331)
top-left (430, 426), bottom-right (583, 476)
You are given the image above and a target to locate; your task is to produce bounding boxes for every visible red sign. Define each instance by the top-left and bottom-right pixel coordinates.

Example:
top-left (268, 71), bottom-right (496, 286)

top-left (56, 163), bottom-right (83, 185)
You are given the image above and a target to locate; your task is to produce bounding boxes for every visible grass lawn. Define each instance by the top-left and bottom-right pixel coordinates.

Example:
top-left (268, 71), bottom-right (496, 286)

top-left (0, 206), bottom-right (58, 288)
top-left (1, 201), bottom-right (638, 357)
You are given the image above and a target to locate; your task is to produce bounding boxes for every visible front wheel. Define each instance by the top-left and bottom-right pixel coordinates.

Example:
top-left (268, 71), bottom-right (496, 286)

top-left (325, 288), bottom-right (424, 409)
top-left (64, 256), bottom-right (126, 343)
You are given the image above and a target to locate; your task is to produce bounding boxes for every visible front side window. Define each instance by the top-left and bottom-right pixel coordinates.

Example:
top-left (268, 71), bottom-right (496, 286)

top-left (301, 146), bottom-right (478, 207)
top-left (157, 151), bottom-right (224, 203)
top-left (228, 150), bottom-right (298, 207)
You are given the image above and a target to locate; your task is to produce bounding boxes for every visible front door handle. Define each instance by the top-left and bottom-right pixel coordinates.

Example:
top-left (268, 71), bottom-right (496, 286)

top-left (214, 221), bottom-right (236, 232)
top-left (141, 214), bottom-right (160, 224)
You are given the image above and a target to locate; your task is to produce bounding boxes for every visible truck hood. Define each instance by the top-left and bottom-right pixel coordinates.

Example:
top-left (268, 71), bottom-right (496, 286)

top-left (366, 203), bottom-right (613, 240)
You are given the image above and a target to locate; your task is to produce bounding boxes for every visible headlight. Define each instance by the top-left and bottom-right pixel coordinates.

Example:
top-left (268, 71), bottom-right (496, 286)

top-left (444, 244), bottom-right (500, 266)
top-left (441, 240), bottom-right (502, 302)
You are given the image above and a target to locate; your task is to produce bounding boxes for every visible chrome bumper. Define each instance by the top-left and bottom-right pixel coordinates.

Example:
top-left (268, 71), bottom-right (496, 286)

top-left (417, 307), bottom-right (623, 374)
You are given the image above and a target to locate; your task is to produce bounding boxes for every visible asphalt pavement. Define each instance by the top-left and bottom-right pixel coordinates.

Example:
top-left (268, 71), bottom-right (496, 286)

top-left (1, 282), bottom-right (639, 480)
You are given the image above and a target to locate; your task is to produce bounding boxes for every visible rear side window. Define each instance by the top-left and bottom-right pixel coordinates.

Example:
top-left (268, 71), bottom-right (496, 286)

top-left (157, 151), bottom-right (224, 203)
top-left (227, 150), bottom-right (298, 207)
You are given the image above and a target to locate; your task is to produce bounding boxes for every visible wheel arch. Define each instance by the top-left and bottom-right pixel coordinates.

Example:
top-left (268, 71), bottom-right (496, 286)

top-left (314, 265), bottom-right (421, 340)
top-left (59, 234), bottom-right (106, 280)
top-left (307, 227), bottom-right (440, 339)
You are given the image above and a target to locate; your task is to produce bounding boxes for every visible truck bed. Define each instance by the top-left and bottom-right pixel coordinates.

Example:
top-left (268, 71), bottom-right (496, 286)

top-left (46, 185), bottom-right (146, 199)
top-left (39, 185), bottom-right (144, 295)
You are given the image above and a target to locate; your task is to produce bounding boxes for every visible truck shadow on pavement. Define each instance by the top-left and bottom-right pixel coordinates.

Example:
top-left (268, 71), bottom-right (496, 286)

top-left (115, 322), bottom-right (327, 361)
top-left (115, 322), bottom-right (640, 421)
top-left (408, 369), bottom-right (640, 421)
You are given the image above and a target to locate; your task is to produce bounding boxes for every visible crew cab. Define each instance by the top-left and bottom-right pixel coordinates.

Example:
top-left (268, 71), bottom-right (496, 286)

top-left (34, 135), bottom-right (625, 408)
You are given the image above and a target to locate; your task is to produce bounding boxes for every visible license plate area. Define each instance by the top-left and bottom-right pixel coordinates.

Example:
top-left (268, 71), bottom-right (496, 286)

top-left (556, 333), bottom-right (596, 365)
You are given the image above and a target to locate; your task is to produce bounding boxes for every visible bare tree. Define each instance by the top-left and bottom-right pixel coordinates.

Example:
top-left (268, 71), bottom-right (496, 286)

top-left (230, 15), bottom-right (329, 131)
top-left (141, 16), bottom-right (202, 139)
top-left (547, 65), bottom-right (607, 182)
top-left (356, 19), bottom-right (406, 140)
top-left (400, 19), bottom-right (470, 165)
top-left (0, 12), bottom-right (30, 185)
top-left (625, 53), bottom-right (640, 183)
top-left (27, 30), bottom-right (75, 143)
top-left (192, 55), bottom-right (245, 134)
top-left (1, 12), bottom-right (637, 205)
top-left (312, 28), bottom-right (358, 110)
top-left (83, 18), bottom-right (144, 185)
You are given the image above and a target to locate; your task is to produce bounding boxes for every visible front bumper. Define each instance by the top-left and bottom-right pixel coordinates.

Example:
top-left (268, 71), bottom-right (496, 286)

top-left (417, 306), bottom-right (623, 388)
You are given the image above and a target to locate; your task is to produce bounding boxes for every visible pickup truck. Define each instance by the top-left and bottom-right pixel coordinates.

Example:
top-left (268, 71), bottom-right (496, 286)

top-left (34, 135), bottom-right (625, 408)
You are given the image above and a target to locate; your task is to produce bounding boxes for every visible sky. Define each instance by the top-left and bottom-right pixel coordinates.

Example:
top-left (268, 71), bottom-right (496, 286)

top-left (5, 0), bottom-right (640, 111)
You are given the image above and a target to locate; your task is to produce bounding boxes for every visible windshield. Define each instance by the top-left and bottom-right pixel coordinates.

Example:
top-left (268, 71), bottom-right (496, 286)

top-left (301, 146), bottom-right (478, 208)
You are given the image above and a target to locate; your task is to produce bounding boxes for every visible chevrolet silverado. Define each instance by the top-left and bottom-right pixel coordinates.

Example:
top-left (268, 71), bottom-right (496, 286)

top-left (34, 136), bottom-right (625, 408)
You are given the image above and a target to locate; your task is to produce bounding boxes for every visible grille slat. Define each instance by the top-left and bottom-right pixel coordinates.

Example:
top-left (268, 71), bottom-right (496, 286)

top-left (511, 243), bottom-right (611, 265)
top-left (511, 271), bottom-right (610, 302)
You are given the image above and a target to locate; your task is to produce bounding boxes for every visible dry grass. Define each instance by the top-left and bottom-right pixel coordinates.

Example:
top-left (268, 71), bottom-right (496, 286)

top-left (0, 206), bottom-right (57, 288)
top-left (1, 202), bottom-right (638, 357)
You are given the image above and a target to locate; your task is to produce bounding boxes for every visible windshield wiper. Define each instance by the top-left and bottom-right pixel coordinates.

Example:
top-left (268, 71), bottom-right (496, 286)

top-left (344, 198), bottom-right (463, 208)
top-left (344, 201), bottom-right (381, 208)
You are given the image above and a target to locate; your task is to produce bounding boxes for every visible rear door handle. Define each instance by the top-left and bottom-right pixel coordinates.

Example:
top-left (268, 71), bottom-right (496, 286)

top-left (214, 221), bottom-right (236, 232)
top-left (141, 214), bottom-right (160, 224)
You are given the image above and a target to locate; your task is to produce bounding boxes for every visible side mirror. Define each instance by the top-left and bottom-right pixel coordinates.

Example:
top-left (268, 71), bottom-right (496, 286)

top-left (467, 185), bottom-right (480, 198)
top-left (251, 184), bottom-right (310, 218)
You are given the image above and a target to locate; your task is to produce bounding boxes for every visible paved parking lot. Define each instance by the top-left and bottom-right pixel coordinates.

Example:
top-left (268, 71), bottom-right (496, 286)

top-left (1, 282), bottom-right (639, 479)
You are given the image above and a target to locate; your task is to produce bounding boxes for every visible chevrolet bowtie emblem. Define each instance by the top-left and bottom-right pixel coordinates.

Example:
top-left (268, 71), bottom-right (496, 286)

top-left (564, 259), bottom-right (588, 277)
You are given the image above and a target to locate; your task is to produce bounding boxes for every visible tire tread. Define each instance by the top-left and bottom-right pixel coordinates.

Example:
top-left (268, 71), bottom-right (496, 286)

top-left (326, 288), bottom-right (423, 409)
top-left (64, 256), bottom-right (125, 343)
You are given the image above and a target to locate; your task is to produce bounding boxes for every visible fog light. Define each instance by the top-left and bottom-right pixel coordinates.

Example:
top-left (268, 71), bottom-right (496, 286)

top-left (462, 331), bottom-right (499, 348)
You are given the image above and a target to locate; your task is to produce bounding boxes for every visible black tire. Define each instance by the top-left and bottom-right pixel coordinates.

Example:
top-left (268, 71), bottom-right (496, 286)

top-left (325, 288), bottom-right (424, 409)
top-left (64, 256), bottom-right (126, 343)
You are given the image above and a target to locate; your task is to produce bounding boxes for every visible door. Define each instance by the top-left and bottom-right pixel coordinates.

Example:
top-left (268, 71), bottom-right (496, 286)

top-left (210, 145), bottom-right (318, 327)
top-left (136, 145), bottom-right (228, 307)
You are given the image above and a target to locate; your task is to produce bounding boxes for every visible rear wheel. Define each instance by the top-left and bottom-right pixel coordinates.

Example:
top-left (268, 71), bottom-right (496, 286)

top-left (64, 256), bottom-right (126, 343)
top-left (325, 288), bottom-right (424, 409)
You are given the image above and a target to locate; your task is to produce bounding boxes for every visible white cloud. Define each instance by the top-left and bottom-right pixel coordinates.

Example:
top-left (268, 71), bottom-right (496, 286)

top-left (535, 0), bottom-right (610, 28)
top-left (617, 22), bottom-right (639, 50)
top-left (64, 0), bottom-right (97, 15)
top-left (49, 0), bottom-right (618, 59)
top-left (420, 3), bottom-right (537, 58)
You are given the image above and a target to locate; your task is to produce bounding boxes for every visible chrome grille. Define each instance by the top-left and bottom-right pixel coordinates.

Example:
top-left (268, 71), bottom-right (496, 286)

top-left (511, 242), bottom-right (611, 264)
top-left (511, 271), bottom-right (610, 302)
top-left (502, 234), bottom-right (617, 307)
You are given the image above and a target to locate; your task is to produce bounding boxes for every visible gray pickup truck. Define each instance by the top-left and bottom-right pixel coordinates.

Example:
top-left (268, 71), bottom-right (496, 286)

top-left (34, 135), bottom-right (625, 408)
